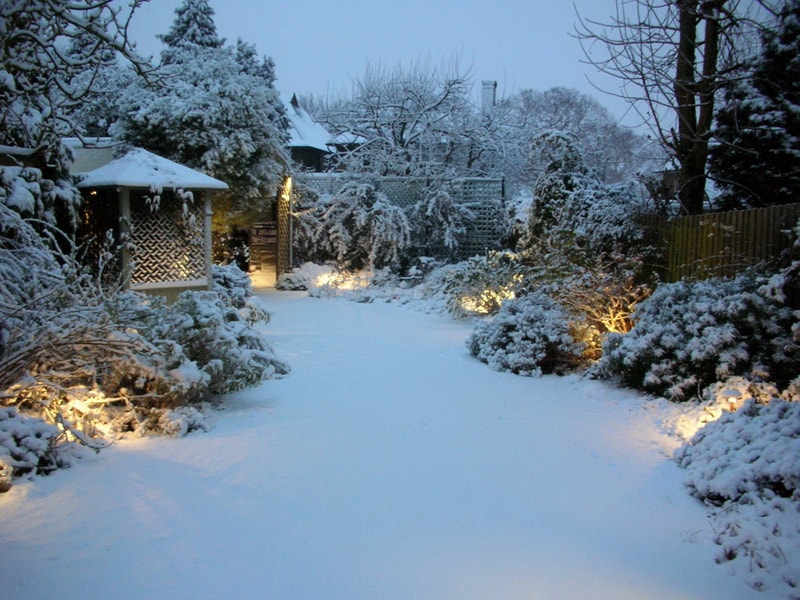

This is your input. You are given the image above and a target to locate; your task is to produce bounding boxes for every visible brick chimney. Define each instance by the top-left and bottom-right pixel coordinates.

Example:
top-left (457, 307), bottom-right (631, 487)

top-left (481, 80), bottom-right (497, 114)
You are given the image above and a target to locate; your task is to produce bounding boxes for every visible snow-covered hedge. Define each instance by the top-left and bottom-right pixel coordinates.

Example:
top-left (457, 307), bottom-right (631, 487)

top-left (677, 399), bottom-right (800, 504)
top-left (596, 273), bottom-right (800, 400)
top-left (467, 292), bottom-right (584, 376)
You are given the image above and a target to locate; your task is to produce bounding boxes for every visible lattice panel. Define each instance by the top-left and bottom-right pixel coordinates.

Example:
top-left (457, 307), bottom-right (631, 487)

top-left (276, 179), bottom-right (292, 275)
top-left (453, 178), bottom-right (505, 259)
top-left (129, 192), bottom-right (206, 284)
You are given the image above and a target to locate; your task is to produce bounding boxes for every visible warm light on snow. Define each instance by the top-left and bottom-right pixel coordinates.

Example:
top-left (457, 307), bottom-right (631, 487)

top-left (458, 278), bottom-right (520, 315)
top-left (313, 270), bottom-right (371, 290)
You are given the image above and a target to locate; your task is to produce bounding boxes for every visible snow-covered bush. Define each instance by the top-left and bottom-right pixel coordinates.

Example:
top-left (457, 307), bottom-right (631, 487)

top-left (0, 407), bottom-right (82, 485)
top-left (153, 291), bottom-right (288, 395)
top-left (424, 251), bottom-right (524, 317)
top-left (407, 187), bottom-right (473, 261)
top-left (212, 262), bottom-right (271, 325)
top-left (675, 377), bottom-right (800, 595)
top-left (520, 131), bottom-right (649, 264)
top-left (677, 399), bottom-right (800, 504)
top-left (467, 292), bottom-right (584, 376)
top-left (597, 273), bottom-right (800, 400)
top-left (293, 182), bottom-right (410, 271)
top-left (213, 262), bottom-right (254, 308)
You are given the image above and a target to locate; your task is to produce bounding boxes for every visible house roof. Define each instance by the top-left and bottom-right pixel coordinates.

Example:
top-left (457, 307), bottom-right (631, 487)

top-left (283, 94), bottom-right (333, 153)
top-left (74, 147), bottom-right (229, 190)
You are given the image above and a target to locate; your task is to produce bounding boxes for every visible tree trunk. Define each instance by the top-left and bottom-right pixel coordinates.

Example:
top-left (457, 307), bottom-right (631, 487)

top-left (674, 0), bottom-right (724, 215)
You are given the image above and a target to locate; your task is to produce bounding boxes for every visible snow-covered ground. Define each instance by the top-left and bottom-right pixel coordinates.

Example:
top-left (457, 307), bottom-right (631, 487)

top-left (0, 291), bottom-right (774, 599)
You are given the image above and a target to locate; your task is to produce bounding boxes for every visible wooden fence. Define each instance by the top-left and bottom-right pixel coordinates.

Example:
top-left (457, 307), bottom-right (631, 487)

top-left (644, 203), bottom-right (800, 282)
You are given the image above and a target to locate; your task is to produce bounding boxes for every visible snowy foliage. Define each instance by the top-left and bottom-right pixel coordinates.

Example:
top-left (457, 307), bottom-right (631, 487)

top-left (423, 252), bottom-right (524, 317)
top-left (676, 396), bottom-right (800, 595)
top-left (112, 2), bottom-right (288, 219)
top-left (150, 290), bottom-right (288, 396)
top-left (159, 0), bottom-right (223, 63)
top-left (0, 164), bottom-right (81, 230)
top-left (276, 262), bottom-right (335, 291)
top-left (520, 131), bottom-right (649, 263)
top-left (293, 182), bottom-right (410, 271)
top-left (467, 292), bottom-right (584, 376)
top-left (407, 187), bottom-right (474, 261)
top-left (0, 407), bottom-right (82, 484)
top-left (212, 262), bottom-right (268, 318)
top-left (597, 273), bottom-right (800, 400)
top-left (678, 399), bottom-right (800, 504)
top-left (0, 0), bottom-right (151, 157)
top-left (710, 1), bottom-right (800, 209)
top-left (1, 210), bottom-right (288, 487)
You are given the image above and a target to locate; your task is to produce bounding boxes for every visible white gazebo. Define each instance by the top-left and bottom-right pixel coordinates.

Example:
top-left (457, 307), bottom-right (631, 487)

top-left (73, 146), bottom-right (228, 301)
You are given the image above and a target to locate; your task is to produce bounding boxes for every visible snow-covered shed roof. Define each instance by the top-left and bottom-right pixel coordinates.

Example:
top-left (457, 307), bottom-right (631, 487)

top-left (75, 147), bottom-right (228, 190)
top-left (282, 93), bottom-right (333, 153)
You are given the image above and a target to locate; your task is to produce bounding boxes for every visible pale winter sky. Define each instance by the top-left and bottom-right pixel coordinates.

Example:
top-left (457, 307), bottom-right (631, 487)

top-left (127, 0), bottom-right (635, 124)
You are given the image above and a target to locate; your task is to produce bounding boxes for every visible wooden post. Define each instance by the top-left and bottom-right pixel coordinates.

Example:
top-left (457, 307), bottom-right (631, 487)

top-left (119, 187), bottom-right (132, 286)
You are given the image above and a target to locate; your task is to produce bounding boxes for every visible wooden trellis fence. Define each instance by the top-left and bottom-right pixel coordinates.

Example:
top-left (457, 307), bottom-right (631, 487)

top-left (644, 203), bottom-right (800, 282)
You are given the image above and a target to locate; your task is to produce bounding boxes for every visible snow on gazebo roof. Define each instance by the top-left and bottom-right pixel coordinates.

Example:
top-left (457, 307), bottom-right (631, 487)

top-left (75, 147), bottom-right (228, 190)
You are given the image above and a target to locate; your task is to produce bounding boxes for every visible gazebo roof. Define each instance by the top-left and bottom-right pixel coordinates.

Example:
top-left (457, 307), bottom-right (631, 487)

top-left (75, 147), bottom-right (229, 190)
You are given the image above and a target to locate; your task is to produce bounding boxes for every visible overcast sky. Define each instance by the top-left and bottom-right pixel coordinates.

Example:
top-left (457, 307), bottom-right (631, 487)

top-left (127, 0), bottom-right (634, 124)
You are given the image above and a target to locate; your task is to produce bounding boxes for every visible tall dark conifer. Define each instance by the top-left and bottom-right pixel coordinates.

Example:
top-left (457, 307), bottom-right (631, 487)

top-left (710, 1), bottom-right (800, 209)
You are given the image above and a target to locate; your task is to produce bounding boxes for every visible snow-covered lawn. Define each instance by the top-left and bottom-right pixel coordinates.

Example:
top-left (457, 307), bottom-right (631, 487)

top-left (0, 292), bottom-right (773, 598)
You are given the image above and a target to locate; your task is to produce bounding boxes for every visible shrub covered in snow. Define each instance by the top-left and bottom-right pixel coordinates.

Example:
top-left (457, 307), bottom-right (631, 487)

top-left (596, 273), bottom-right (800, 400)
top-left (467, 292), bottom-right (584, 376)
top-left (677, 399), bottom-right (800, 504)
top-left (674, 393), bottom-right (800, 594)
top-left (276, 262), bottom-right (334, 291)
top-left (423, 251), bottom-right (524, 317)
top-left (407, 187), bottom-right (474, 262)
top-left (212, 263), bottom-right (271, 324)
top-left (152, 290), bottom-right (288, 395)
top-left (293, 182), bottom-right (410, 271)
top-left (0, 407), bottom-right (83, 485)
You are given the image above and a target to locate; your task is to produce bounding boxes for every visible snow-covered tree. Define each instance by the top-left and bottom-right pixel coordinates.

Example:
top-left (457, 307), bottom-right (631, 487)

top-left (520, 131), bottom-right (648, 261)
top-left (316, 59), bottom-right (480, 178)
top-left (295, 182), bottom-right (410, 271)
top-left (497, 87), bottom-right (654, 189)
top-left (407, 187), bottom-right (474, 261)
top-left (710, 0), bottom-right (800, 209)
top-left (113, 1), bottom-right (289, 222)
top-left (0, 0), bottom-right (152, 226)
top-left (159, 0), bottom-right (224, 64)
top-left (66, 34), bottom-right (135, 138)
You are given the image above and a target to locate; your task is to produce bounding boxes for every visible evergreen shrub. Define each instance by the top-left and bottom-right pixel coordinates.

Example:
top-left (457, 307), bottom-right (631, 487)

top-left (596, 273), bottom-right (800, 400)
top-left (466, 292), bottom-right (584, 376)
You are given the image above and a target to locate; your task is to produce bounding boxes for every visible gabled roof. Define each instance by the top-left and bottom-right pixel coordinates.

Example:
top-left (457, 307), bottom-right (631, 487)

top-left (283, 93), bottom-right (333, 153)
top-left (74, 147), bottom-right (229, 190)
